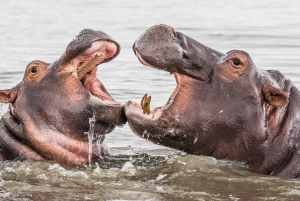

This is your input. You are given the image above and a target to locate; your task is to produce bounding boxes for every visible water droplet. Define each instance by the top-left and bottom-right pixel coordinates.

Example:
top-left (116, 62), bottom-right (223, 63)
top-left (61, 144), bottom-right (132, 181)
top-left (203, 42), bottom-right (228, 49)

top-left (168, 127), bottom-right (174, 134)
top-left (194, 137), bottom-right (198, 144)
top-left (142, 130), bottom-right (147, 138)
top-left (84, 113), bottom-right (96, 167)
top-left (121, 162), bottom-right (137, 176)
top-left (156, 173), bottom-right (167, 181)
top-left (95, 134), bottom-right (105, 159)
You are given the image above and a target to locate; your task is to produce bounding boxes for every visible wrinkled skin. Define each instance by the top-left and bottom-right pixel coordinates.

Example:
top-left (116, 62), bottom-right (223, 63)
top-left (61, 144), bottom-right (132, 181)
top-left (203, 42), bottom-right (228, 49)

top-left (0, 29), bottom-right (126, 164)
top-left (126, 25), bottom-right (300, 178)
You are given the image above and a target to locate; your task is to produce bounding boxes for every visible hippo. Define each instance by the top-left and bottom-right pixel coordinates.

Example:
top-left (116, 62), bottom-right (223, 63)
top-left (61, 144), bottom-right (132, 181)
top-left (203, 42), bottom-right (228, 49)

top-left (125, 25), bottom-right (300, 178)
top-left (0, 29), bottom-right (126, 164)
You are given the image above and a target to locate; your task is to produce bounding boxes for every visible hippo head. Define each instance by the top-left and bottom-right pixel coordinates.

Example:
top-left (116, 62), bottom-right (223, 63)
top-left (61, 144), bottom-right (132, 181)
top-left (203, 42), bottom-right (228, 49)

top-left (0, 29), bottom-right (126, 164)
top-left (125, 25), bottom-right (300, 177)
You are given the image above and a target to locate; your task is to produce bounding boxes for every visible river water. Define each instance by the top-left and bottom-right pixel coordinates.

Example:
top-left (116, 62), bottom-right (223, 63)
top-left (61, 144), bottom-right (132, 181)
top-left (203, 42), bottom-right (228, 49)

top-left (0, 0), bottom-right (300, 200)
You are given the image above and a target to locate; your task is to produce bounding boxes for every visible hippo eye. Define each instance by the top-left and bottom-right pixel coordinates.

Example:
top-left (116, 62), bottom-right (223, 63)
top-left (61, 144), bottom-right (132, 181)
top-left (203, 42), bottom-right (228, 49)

top-left (232, 59), bottom-right (241, 66)
top-left (31, 66), bottom-right (38, 74)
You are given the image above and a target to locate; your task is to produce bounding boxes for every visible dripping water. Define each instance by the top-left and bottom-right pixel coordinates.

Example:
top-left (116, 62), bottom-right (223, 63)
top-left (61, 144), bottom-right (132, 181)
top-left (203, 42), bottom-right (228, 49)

top-left (84, 114), bottom-right (106, 166)
top-left (84, 114), bottom-right (96, 167)
top-left (95, 134), bottom-right (105, 159)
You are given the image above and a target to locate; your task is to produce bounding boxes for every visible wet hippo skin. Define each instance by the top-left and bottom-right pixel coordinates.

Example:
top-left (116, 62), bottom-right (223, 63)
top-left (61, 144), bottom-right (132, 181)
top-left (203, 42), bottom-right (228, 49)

top-left (125, 25), bottom-right (300, 178)
top-left (0, 29), bottom-right (126, 164)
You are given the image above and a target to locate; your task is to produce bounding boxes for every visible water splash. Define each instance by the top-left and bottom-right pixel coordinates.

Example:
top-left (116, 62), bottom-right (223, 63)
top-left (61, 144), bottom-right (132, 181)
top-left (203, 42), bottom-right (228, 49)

top-left (84, 114), bottom-right (96, 167)
top-left (95, 134), bottom-right (105, 159)
top-left (121, 161), bottom-right (138, 176)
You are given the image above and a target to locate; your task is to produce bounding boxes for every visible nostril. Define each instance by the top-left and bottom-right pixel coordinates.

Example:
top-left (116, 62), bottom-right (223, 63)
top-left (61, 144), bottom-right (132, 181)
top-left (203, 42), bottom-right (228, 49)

top-left (182, 51), bottom-right (189, 59)
top-left (161, 24), bottom-right (175, 33)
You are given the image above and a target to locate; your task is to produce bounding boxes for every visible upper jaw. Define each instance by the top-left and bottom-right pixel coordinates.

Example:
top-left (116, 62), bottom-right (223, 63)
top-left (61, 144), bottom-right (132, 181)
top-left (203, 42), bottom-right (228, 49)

top-left (134, 26), bottom-right (225, 82)
top-left (73, 39), bottom-right (119, 72)
top-left (133, 24), bottom-right (179, 69)
top-left (64, 29), bottom-right (121, 65)
top-left (69, 40), bottom-right (120, 102)
top-left (74, 40), bottom-right (119, 77)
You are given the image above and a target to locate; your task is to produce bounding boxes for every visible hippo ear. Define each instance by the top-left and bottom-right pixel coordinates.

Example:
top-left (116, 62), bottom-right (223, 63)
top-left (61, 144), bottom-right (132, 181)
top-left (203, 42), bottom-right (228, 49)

top-left (262, 84), bottom-right (288, 107)
top-left (0, 89), bottom-right (17, 103)
top-left (0, 84), bottom-right (20, 103)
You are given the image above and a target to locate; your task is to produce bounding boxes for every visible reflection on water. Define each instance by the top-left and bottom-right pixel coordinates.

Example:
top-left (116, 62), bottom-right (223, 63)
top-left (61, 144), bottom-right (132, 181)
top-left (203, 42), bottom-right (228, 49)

top-left (0, 0), bottom-right (300, 200)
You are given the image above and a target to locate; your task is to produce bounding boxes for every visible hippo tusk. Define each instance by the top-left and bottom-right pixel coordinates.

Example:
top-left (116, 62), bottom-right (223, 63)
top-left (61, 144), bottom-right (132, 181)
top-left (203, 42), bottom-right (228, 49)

top-left (141, 94), bottom-right (151, 115)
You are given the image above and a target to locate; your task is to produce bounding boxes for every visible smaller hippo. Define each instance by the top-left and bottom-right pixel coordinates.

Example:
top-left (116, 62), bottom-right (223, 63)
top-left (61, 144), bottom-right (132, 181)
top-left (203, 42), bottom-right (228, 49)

top-left (125, 25), bottom-right (300, 178)
top-left (0, 29), bottom-right (126, 164)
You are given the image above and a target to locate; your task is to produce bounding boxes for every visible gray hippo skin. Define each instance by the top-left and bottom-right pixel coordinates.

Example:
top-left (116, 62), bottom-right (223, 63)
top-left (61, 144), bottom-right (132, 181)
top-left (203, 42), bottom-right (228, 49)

top-left (125, 25), bottom-right (300, 178)
top-left (0, 29), bottom-right (126, 164)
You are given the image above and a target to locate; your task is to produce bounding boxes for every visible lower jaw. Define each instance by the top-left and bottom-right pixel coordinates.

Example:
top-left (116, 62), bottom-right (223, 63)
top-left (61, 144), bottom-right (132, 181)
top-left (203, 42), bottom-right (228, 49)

top-left (81, 76), bottom-right (115, 102)
top-left (27, 132), bottom-right (109, 164)
top-left (146, 107), bottom-right (165, 120)
top-left (48, 141), bottom-right (109, 164)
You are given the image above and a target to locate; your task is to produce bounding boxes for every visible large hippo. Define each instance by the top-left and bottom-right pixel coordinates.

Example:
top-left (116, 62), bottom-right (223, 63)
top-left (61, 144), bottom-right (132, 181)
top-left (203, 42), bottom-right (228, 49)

top-left (125, 25), bottom-right (300, 178)
top-left (0, 29), bottom-right (126, 164)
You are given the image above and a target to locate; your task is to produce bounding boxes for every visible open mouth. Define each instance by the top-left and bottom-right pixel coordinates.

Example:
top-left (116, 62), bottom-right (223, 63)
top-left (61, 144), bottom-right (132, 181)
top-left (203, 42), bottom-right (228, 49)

top-left (132, 49), bottom-right (181, 120)
top-left (71, 40), bottom-right (119, 102)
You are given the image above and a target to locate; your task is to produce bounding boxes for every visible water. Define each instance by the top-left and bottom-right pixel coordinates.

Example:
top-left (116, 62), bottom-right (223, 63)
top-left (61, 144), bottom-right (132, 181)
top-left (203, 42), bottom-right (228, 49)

top-left (0, 0), bottom-right (300, 200)
top-left (84, 114), bottom-right (96, 166)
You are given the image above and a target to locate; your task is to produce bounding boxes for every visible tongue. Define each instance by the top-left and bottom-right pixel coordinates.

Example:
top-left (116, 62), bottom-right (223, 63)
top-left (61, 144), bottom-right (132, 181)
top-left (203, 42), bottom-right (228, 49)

top-left (82, 66), bottom-right (114, 101)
